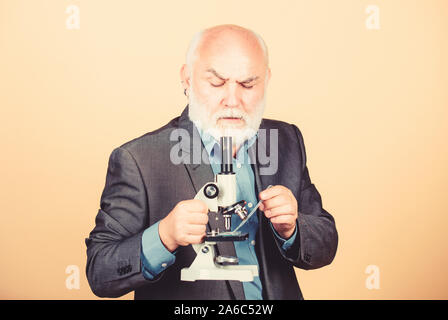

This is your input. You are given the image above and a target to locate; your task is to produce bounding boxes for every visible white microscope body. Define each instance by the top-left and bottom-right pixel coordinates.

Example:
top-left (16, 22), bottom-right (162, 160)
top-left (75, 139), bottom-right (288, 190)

top-left (180, 137), bottom-right (259, 282)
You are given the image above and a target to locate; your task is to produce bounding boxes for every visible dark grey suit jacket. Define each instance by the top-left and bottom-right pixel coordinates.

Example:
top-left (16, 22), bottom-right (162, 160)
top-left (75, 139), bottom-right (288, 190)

top-left (85, 106), bottom-right (338, 300)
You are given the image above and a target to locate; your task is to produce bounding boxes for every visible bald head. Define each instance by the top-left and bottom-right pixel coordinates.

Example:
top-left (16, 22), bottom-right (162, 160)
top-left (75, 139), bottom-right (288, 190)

top-left (186, 25), bottom-right (269, 72)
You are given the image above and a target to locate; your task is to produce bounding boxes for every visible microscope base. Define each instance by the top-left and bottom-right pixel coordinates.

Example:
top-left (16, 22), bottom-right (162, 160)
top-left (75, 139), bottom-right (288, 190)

top-left (181, 265), bottom-right (259, 282)
top-left (180, 242), bottom-right (259, 282)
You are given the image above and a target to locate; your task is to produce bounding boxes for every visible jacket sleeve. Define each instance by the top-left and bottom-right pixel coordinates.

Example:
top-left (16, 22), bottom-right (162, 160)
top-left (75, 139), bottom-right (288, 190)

top-left (85, 147), bottom-right (156, 298)
top-left (275, 125), bottom-right (338, 270)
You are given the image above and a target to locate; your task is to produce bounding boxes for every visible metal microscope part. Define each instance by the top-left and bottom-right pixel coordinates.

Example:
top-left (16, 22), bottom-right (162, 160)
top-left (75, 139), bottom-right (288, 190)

top-left (234, 205), bottom-right (248, 221)
top-left (204, 231), bottom-right (248, 242)
top-left (220, 200), bottom-right (248, 232)
top-left (223, 214), bottom-right (232, 232)
top-left (215, 255), bottom-right (239, 266)
top-left (233, 185), bottom-right (273, 233)
top-left (220, 136), bottom-right (233, 174)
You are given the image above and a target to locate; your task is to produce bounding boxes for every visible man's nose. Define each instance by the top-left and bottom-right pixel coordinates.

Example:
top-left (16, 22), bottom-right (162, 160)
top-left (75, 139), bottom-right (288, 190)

top-left (223, 83), bottom-right (241, 108)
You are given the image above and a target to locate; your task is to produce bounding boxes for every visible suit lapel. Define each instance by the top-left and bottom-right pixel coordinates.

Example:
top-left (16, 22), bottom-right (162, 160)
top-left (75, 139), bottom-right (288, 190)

top-left (249, 119), bottom-right (277, 194)
top-left (178, 106), bottom-right (246, 300)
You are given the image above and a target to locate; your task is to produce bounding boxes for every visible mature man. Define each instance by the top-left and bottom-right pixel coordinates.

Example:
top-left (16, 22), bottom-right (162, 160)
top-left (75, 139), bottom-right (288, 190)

top-left (85, 25), bottom-right (338, 300)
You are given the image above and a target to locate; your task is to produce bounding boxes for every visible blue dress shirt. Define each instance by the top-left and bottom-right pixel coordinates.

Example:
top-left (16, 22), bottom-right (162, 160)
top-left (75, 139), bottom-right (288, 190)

top-left (140, 126), bottom-right (297, 300)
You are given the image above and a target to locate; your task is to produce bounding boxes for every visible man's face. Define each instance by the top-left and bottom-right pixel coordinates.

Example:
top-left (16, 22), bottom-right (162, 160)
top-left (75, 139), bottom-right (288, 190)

top-left (184, 30), bottom-right (270, 146)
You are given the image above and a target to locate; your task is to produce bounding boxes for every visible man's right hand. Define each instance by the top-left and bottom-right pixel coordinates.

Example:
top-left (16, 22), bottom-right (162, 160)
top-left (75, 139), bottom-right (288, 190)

top-left (158, 199), bottom-right (209, 252)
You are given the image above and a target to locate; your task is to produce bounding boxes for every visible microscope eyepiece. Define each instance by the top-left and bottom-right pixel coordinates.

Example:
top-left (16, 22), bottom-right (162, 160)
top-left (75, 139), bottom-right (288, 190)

top-left (220, 136), bottom-right (233, 174)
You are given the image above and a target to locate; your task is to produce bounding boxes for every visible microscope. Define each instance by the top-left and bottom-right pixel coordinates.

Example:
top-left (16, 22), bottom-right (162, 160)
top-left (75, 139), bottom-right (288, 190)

top-left (180, 136), bottom-right (259, 282)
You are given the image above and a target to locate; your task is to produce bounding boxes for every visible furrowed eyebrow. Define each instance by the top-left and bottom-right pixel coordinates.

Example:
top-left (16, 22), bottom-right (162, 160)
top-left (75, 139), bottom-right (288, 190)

top-left (206, 69), bottom-right (259, 84)
top-left (206, 69), bottom-right (227, 81)
top-left (238, 76), bottom-right (259, 84)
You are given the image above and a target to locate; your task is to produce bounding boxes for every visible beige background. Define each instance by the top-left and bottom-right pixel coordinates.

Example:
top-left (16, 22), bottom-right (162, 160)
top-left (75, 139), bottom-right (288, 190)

top-left (0, 0), bottom-right (447, 299)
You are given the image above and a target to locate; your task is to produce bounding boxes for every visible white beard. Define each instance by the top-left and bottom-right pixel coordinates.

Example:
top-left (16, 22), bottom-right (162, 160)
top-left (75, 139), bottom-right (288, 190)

top-left (188, 86), bottom-right (266, 150)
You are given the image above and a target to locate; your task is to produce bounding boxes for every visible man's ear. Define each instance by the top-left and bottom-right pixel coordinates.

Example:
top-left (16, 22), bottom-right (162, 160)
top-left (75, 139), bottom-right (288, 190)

top-left (266, 67), bottom-right (272, 84)
top-left (180, 64), bottom-right (191, 91)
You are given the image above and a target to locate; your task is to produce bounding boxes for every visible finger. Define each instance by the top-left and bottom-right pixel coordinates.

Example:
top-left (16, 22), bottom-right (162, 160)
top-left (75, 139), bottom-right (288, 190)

top-left (185, 234), bottom-right (205, 245)
top-left (264, 204), bottom-right (295, 218)
top-left (259, 185), bottom-right (285, 201)
top-left (261, 194), bottom-right (290, 211)
top-left (270, 215), bottom-right (296, 225)
top-left (185, 224), bottom-right (207, 235)
top-left (187, 212), bottom-right (209, 225)
top-left (183, 199), bottom-right (209, 213)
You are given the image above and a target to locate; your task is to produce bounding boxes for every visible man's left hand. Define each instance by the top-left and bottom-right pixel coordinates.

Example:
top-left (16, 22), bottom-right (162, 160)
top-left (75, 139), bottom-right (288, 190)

top-left (259, 185), bottom-right (298, 240)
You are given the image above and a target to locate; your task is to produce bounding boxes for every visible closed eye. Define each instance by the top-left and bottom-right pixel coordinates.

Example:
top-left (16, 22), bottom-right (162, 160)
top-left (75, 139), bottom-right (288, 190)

top-left (210, 82), bottom-right (225, 87)
top-left (240, 83), bottom-right (254, 89)
top-left (238, 76), bottom-right (258, 89)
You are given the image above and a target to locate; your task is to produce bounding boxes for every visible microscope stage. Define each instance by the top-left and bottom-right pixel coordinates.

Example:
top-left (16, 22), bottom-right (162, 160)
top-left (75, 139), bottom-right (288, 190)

top-left (204, 231), bottom-right (248, 242)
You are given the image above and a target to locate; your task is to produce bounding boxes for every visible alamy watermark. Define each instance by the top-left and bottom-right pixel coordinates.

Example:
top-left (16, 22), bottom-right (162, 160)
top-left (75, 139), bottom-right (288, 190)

top-left (169, 128), bottom-right (279, 176)
top-left (365, 264), bottom-right (380, 290)
top-left (365, 5), bottom-right (380, 30)
top-left (65, 264), bottom-right (80, 290)
top-left (66, 4), bottom-right (80, 30)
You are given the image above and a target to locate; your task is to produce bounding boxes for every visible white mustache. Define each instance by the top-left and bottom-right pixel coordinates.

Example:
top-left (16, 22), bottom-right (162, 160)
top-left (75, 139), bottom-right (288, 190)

top-left (212, 109), bottom-right (248, 123)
